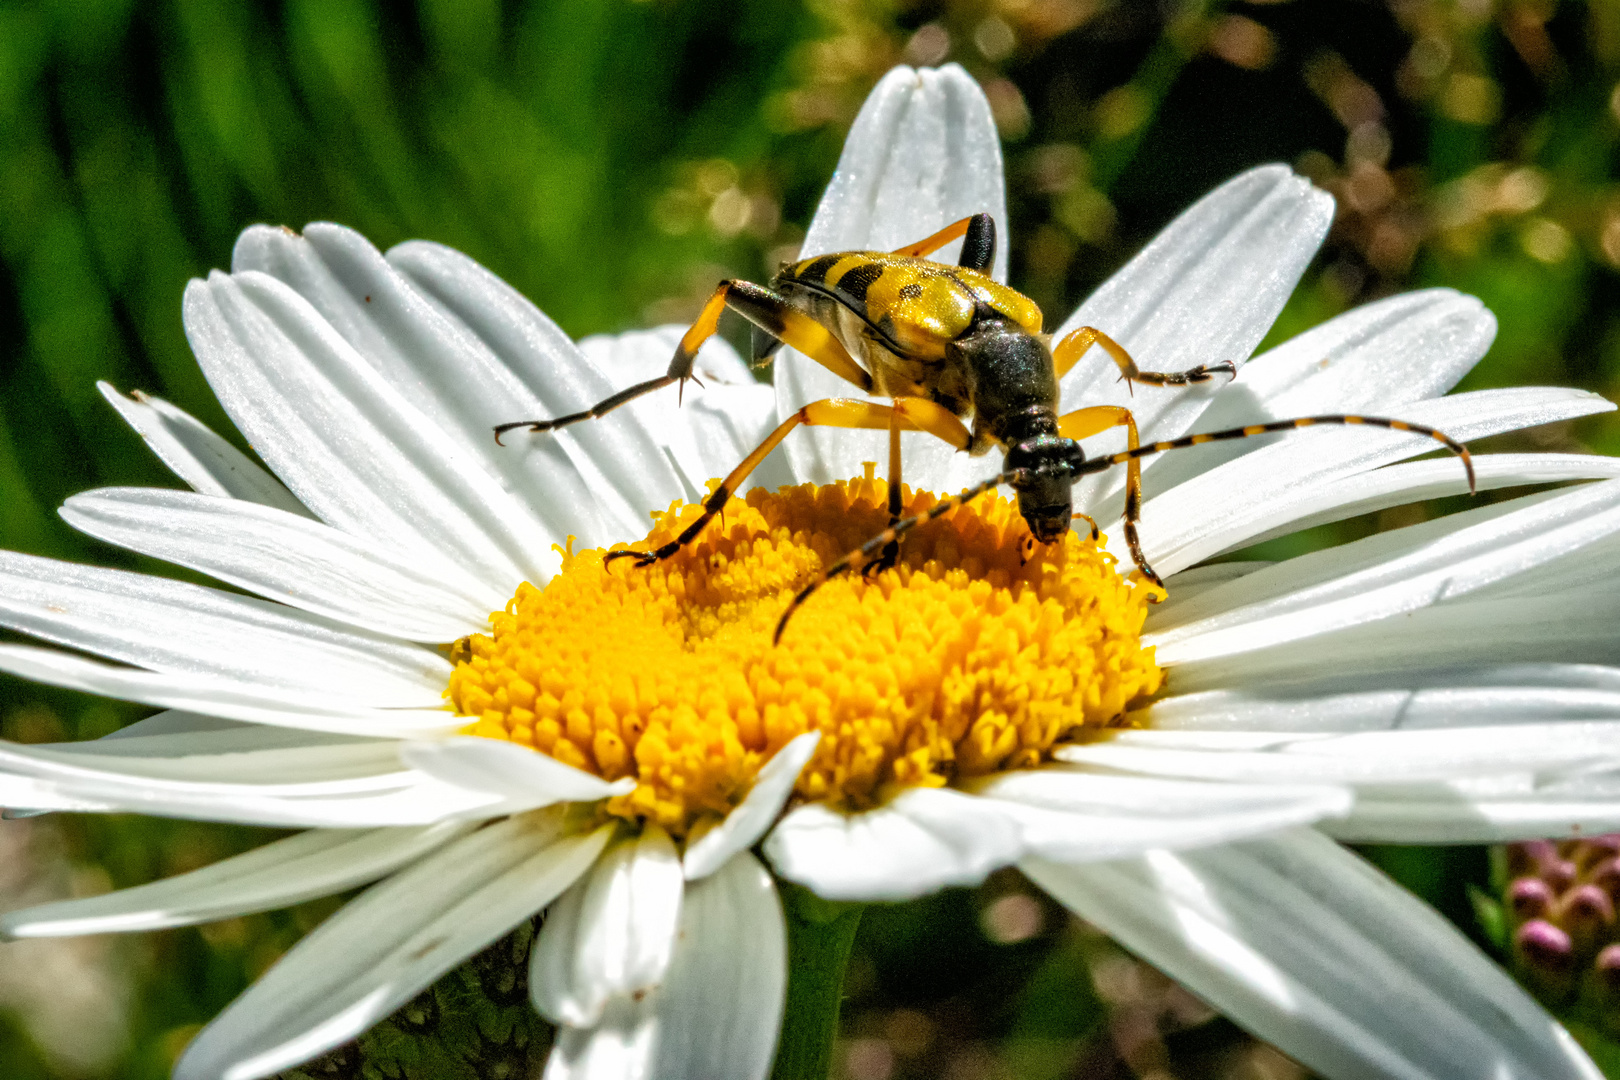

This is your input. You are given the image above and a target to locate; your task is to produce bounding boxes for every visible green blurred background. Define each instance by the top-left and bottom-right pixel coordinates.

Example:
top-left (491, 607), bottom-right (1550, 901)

top-left (2, 0), bottom-right (1619, 1077)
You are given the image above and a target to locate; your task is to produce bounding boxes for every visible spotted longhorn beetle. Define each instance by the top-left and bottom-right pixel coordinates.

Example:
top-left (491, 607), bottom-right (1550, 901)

top-left (495, 214), bottom-right (1474, 642)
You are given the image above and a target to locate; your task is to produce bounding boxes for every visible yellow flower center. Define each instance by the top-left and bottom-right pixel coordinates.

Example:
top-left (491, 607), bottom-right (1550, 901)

top-left (446, 471), bottom-right (1162, 836)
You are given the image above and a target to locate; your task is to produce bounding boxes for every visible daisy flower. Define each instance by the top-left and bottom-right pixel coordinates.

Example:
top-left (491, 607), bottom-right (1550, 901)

top-left (3, 61), bottom-right (1620, 1080)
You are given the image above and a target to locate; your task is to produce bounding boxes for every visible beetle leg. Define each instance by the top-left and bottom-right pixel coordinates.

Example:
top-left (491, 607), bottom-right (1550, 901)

top-left (1051, 326), bottom-right (1238, 389)
top-left (864, 413), bottom-right (906, 578)
top-left (494, 281), bottom-right (873, 443)
top-left (1057, 405), bottom-right (1159, 588)
top-left (608, 396), bottom-right (969, 569)
top-left (854, 395), bottom-right (973, 575)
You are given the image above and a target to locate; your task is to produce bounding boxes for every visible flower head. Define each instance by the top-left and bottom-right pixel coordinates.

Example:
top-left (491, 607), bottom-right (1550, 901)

top-left (1, 63), bottom-right (1619, 1080)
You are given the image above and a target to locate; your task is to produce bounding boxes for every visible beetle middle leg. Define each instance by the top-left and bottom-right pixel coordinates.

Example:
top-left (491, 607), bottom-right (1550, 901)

top-left (1051, 326), bottom-right (1237, 392)
top-left (608, 395), bottom-right (973, 569)
top-left (1057, 404), bottom-right (1161, 588)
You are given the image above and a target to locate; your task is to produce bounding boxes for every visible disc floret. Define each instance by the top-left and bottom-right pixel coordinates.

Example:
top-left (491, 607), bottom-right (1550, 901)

top-left (446, 474), bottom-right (1163, 836)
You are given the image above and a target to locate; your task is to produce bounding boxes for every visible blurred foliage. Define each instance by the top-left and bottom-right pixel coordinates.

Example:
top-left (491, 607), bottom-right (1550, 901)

top-left (4, 0), bottom-right (1620, 1077)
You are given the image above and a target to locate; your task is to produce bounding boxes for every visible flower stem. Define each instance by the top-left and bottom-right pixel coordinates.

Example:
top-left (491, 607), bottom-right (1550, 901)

top-left (770, 884), bottom-right (865, 1080)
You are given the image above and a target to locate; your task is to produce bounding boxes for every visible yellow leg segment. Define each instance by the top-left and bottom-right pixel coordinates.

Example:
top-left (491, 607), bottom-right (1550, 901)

top-left (608, 396), bottom-right (967, 568)
top-left (1057, 405), bottom-right (1159, 587)
top-left (1051, 326), bottom-right (1237, 389)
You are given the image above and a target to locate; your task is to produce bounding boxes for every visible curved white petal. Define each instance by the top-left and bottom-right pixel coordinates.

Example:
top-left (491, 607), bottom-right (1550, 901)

top-left (175, 812), bottom-right (613, 1080)
top-left (385, 236), bottom-right (687, 542)
top-left (969, 768), bottom-right (1348, 861)
top-left (1140, 289), bottom-right (1494, 496)
top-left (1119, 385), bottom-right (1614, 574)
top-left (1143, 663), bottom-right (1620, 734)
top-left (764, 786), bottom-right (1023, 900)
top-left (1150, 479), bottom-right (1620, 665)
top-left (0, 644), bottom-right (459, 738)
top-left (1152, 485), bottom-right (1573, 638)
top-left (578, 327), bottom-right (784, 501)
top-left (1328, 768), bottom-right (1620, 843)
top-left (1, 823), bottom-right (471, 937)
top-left (184, 270), bottom-right (558, 591)
top-left (1168, 585), bottom-right (1620, 695)
top-left (0, 730), bottom-right (401, 785)
top-left (1055, 722), bottom-right (1620, 784)
top-left (683, 732), bottom-right (820, 881)
top-left (1055, 166), bottom-right (1333, 513)
top-left (399, 737), bottom-right (634, 809)
top-left (0, 549), bottom-right (447, 704)
top-left (1192, 453), bottom-right (1620, 562)
top-left (50, 713), bottom-right (320, 752)
top-left (0, 755), bottom-right (505, 829)
top-left (779, 64), bottom-right (1006, 489)
top-left (542, 851), bottom-right (785, 1080)
top-left (62, 488), bottom-right (495, 641)
top-left (532, 825), bottom-right (683, 1028)
top-left (236, 225), bottom-right (682, 547)
top-left (97, 382), bottom-right (310, 515)
top-left (1024, 831), bottom-right (1601, 1080)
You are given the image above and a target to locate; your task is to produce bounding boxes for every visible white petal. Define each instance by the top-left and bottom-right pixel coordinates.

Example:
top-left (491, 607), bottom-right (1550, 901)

top-left (969, 767), bottom-right (1348, 861)
top-left (184, 270), bottom-right (557, 591)
top-left (1151, 485), bottom-right (1565, 637)
top-left (0, 549), bottom-right (448, 704)
top-left (1055, 722), bottom-right (1620, 784)
top-left (1121, 385), bottom-right (1614, 575)
top-left (578, 327), bottom-right (784, 500)
top-left (399, 737), bottom-right (634, 808)
top-left (58, 711), bottom-right (267, 748)
top-left (764, 786), bottom-right (1023, 900)
top-left (0, 729), bottom-right (402, 785)
top-left (62, 488), bottom-right (495, 641)
top-left (1, 823), bottom-right (471, 937)
top-left (543, 852), bottom-right (785, 1080)
top-left (1140, 289), bottom-right (1494, 496)
top-left (1168, 586), bottom-right (1620, 695)
top-left (0, 643), bottom-right (459, 739)
top-left (237, 225), bottom-right (682, 546)
top-left (0, 758), bottom-right (505, 829)
top-left (0, 729), bottom-right (518, 830)
top-left (175, 812), bottom-right (613, 1080)
top-left (779, 64), bottom-right (1006, 488)
top-left (385, 236), bottom-right (686, 542)
top-left (1144, 663), bottom-right (1620, 733)
top-left (532, 826), bottom-right (683, 1027)
top-left (1328, 768), bottom-right (1620, 843)
top-left (1199, 452), bottom-right (1620, 560)
top-left (97, 382), bottom-right (310, 516)
top-left (683, 732), bottom-right (820, 881)
top-left (1056, 166), bottom-right (1333, 513)
top-left (1024, 831), bottom-right (1601, 1080)
top-left (1149, 479), bottom-right (1620, 665)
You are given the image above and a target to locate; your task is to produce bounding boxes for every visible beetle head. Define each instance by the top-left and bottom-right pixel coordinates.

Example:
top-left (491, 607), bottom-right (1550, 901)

top-left (1004, 435), bottom-right (1085, 543)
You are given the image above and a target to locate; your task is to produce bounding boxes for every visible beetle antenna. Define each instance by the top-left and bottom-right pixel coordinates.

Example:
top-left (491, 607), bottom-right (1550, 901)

top-left (1084, 414), bottom-right (1475, 494)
